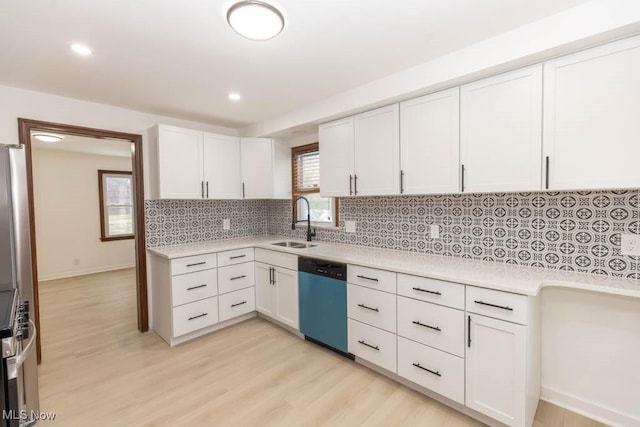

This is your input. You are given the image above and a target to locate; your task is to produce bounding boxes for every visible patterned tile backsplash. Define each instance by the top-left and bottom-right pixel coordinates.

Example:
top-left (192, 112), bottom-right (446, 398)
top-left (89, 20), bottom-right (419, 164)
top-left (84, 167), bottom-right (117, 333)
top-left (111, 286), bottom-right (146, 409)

top-left (146, 189), bottom-right (640, 278)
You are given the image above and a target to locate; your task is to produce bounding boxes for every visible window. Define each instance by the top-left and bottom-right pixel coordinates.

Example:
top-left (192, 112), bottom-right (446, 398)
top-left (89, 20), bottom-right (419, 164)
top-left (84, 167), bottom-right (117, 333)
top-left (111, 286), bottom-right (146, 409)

top-left (292, 143), bottom-right (338, 227)
top-left (98, 170), bottom-right (134, 241)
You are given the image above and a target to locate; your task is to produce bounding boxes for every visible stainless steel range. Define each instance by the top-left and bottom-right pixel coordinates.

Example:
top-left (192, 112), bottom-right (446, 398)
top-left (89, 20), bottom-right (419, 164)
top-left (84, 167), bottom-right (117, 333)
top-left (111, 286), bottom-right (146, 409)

top-left (0, 145), bottom-right (39, 426)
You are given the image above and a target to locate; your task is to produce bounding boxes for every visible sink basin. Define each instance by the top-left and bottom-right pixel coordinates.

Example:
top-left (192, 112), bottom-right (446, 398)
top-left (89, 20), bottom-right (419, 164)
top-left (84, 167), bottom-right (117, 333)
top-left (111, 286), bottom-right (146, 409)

top-left (271, 241), bottom-right (317, 249)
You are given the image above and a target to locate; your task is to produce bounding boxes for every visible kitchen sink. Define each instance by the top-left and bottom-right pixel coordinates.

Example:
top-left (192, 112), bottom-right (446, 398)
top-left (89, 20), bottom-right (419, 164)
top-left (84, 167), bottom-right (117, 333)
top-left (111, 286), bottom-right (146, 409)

top-left (271, 241), bottom-right (317, 249)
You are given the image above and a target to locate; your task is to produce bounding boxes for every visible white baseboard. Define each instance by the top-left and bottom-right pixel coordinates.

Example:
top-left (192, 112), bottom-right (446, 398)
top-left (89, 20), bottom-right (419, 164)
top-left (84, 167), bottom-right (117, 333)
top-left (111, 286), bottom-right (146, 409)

top-left (39, 264), bottom-right (136, 282)
top-left (541, 385), bottom-right (640, 427)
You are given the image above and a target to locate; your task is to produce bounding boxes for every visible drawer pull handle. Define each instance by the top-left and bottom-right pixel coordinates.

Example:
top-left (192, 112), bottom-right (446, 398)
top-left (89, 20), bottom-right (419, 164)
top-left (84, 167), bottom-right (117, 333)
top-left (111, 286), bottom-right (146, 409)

top-left (186, 261), bottom-right (207, 267)
top-left (412, 363), bottom-right (441, 377)
top-left (230, 255), bottom-right (247, 259)
top-left (187, 284), bottom-right (207, 291)
top-left (231, 301), bottom-right (247, 308)
top-left (357, 303), bottom-right (379, 312)
top-left (412, 287), bottom-right (441, 295)
top-left (188, 313), bottom-right (208, 321)
top-left (474, 300), bottom-right (513, 311)
top-left (230, 275), bottom-right (247, 281)
top-left (412, 321), bottom-right (441, 332)
top-left (357, 340), bottom-right (379, 351)
top-left (357, 275), bottom-right (378, 282)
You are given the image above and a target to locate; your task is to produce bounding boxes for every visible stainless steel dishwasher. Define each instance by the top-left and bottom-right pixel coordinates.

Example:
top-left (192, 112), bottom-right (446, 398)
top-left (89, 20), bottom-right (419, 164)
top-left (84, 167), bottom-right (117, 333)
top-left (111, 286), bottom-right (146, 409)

top-left (298, 257), bottom-right (352, 358)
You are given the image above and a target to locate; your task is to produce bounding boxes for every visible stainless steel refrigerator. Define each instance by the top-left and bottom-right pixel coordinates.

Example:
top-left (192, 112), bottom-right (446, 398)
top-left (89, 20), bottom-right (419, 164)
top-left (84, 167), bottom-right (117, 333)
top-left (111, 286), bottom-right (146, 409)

top-left (0, 145), bottom-right (39, 426)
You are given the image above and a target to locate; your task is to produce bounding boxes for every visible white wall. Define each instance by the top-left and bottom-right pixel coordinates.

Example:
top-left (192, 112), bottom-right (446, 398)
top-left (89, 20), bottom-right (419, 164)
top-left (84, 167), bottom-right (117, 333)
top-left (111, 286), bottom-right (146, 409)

top-left (541, 288), bottom-right (640, 426)
top-left (32, 148), bottom-right (134, 281)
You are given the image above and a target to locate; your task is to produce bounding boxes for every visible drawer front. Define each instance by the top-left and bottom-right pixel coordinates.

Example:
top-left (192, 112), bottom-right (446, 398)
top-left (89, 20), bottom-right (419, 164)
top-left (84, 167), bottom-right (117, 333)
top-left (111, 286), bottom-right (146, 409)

top-left (397, 274), bottom-right (465, 309)
top-left (348, 284), bottom-right (397, 333)
top-left (255, 248), bottom-right (297, 270)
top-left (397, 337), bottom-right (464, 405)
top-left (348, 319), bottom-right (397, 373)
top-left (347, 265), bottom-right (396, 294)
top-left (397, 296), bottom-right (464, 357)
top-left (218, 262), bottom-right (255, 294)
top-left (466, 286), bottom-right (528, 324)
top-left (217, 248), bottom-right (255, 267)
top-left (172, 297), bottom-right (219, 337)
top-left (171, 253), bottom-right (217, 276)
top-left (218, 287), bottom-right (255, 322)
top-left (172, 269), bottom-right (218, 307)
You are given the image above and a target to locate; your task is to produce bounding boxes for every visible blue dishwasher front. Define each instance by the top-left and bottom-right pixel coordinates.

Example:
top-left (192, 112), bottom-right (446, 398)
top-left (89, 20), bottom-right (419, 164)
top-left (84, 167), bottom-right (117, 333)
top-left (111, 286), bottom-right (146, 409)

top-left (298, 257), bottom-right (348, 354)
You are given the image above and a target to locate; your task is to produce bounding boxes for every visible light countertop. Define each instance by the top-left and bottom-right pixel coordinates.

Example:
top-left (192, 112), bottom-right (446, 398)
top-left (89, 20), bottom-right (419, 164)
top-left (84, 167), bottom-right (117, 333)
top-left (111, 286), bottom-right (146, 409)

top-left (147, 236), bottom-right (640, 299)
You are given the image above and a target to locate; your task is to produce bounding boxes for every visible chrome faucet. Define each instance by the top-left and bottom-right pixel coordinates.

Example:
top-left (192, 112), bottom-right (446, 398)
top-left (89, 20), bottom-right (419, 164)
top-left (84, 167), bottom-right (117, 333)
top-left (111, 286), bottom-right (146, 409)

top-left (292, 196), bottom-right (317, 242)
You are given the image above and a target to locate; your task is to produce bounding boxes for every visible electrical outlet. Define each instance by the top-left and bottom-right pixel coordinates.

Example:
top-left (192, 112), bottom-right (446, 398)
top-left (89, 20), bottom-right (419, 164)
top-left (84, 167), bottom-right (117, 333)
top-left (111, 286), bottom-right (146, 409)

top-left (430, 224), bottom-right (440, 239)
top-left (621, 234), bottom-right (640, 256)
top-left (223, 219), bottom-right (231, 230)
top-left (345, 221), bottom-right (356, 233)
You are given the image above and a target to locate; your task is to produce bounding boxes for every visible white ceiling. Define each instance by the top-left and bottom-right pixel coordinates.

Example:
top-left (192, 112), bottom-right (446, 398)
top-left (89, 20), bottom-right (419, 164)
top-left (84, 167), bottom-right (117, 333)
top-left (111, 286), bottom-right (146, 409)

top-left (0, 0), bottom-right (590, 129)
top-left (31, 133), bottom-right (133, 158)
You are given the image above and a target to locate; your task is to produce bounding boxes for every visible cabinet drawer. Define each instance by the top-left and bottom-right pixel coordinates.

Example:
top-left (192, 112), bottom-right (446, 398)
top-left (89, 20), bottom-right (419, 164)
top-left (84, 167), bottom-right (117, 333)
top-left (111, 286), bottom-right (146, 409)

top-left (255, 248), bottom-right (297, 270)
top-left (172, 269), bottom-right (218, 307)
top-left (348, 284), bottom-right (396, 333)
top-left (218, 262), bottom-right (255, 294)
top-left (466, 286), bottom-right (528, 325)
top-left (171, 253), bottom-right (217, 276)
top-left (398, 337), bottom-right (464, 405)
top-left (217, 248), bottom-right (254, 267)
top-left (397, 296), bottom-right (464, 357)
top-left (172, 297), bottom-right (218, 337)
top-left (347, 265), bottom-right (396, 294)
top-left (397, 274), bottom-right (464, 309)
top-left (348, 319), bottom-right (397, 373)
top-left (218, 287), bottom-right (255, 322)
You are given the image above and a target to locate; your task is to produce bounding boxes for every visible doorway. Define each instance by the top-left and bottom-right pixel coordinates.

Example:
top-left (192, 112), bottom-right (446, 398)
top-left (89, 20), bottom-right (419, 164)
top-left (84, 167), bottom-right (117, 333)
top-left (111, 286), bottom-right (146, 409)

top-left (17, 118), bottom-right (148, 363)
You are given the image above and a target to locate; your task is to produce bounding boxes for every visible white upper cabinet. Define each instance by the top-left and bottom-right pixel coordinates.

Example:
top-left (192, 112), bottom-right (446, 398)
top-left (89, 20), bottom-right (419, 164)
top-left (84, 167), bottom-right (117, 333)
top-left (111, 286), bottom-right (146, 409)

top-left (156, 125), bottom-right (204, 199)
top-left (353, 104), bottom-right (400, 196)
top-left (240, 138), bottom-right (290, 199)
top-left (319, 117), bottom-right (355, 197)
top-left (202, 132), bottom-right (242, 199)
top-left (543, 35), bottom-right (640, 191)
top-left (460, 65), bottom-right (543, 193)
top-left (400, 88), bottom-right (460, 194)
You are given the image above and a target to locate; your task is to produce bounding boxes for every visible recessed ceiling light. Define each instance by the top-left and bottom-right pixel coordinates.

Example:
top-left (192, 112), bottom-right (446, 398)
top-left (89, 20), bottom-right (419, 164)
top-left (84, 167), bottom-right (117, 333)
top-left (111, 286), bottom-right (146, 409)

top-left (33, 134), bottom-right (64, 143)
top-left (70, 43), bottom-right (92, 56)
top-left (229, 92), bottom-right (241, 101)
top-left (227, 1), bottom-right (285, 41)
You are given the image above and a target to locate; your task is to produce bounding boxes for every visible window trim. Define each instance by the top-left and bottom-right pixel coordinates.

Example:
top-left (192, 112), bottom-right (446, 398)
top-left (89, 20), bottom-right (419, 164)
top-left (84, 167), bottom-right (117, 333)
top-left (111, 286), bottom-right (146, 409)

top-left (291, 142), bottom-right (339, 227)
top-left (98, 169), bottom-right (135, 242)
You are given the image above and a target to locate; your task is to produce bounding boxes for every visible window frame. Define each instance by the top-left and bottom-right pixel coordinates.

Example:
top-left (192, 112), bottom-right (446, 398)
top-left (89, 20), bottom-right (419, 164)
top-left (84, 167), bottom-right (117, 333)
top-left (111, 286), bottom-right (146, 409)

top-left (291, 142), bottom-right (339, 227)
top-left (98, 169), bottom-right (135, 242)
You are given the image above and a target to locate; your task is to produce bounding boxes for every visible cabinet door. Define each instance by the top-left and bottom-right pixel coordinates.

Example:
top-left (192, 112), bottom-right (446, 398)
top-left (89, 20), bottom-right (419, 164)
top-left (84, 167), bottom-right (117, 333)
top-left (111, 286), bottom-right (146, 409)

top-left (460, 65), bottom-right (542, 193)
top-left (255, 262), bottom-right (276, 317)
top-left (400, 88), bottom-right (460, 194)
top-left (202, 133), bottom-right (242, 199)
top-left (275, 267), bottom-right (299, 330)
top-left (466, 313), bottom-right (526, 427)
top-left (157, 125), bottom-right (203, 199)
top-left (240, 138), bottom-right (274, 199)
top-left (319, 117), bottom-right (354, 197)
top-left (543, 35), bottom-right (640, 190)
top-left (354, 104), bottom-right (400, 196)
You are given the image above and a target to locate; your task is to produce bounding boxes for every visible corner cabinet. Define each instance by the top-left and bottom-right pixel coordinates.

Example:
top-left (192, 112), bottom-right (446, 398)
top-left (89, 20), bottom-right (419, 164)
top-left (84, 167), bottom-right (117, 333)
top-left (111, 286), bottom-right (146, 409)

top-left (254, 249), bottom-right (299, 330)
top-left (240, 137), bottom-right (290, 199)
top-left (460, 65), bottom-right (542, 193)
top-left (543, 35), bottom-right (640, 191)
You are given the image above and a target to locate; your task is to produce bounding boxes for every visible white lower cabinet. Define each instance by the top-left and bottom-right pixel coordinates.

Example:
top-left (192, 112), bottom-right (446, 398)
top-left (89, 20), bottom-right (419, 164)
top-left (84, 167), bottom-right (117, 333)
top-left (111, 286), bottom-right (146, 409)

top-left (348, 319), bottom-right (397, 373)
top-left (347, 284), bottom-right (396, 333)
top-left (219, 287), bottom-right (255, 322)
top-left (172, 296), bottom-right (219, 337)
top-left (397, 337), bottom-right (465, 404)
top-left (255, 252), bottom-right (299, 330)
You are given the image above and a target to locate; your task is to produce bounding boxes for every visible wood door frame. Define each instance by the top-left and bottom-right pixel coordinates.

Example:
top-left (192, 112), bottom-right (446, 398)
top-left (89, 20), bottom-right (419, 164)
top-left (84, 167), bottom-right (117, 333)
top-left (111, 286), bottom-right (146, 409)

top-left (18, 118), bottom-right (148, 363)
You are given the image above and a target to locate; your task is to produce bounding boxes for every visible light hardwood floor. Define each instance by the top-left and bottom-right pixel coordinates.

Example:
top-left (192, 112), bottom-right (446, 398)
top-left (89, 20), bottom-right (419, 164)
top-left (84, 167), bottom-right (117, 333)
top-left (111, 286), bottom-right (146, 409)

top-left (38, 269), bottom-right (606, 427)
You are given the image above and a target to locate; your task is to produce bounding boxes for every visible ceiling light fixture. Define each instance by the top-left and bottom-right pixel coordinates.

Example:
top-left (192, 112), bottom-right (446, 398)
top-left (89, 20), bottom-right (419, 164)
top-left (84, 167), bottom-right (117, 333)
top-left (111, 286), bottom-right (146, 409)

top-left (229, 92), bottom-right (241, 101)
top-left (33, 134), bottom-right (64, 143)
top-left (227, 1), bottom-right (285, 41)
top-left (70, 43), bottom-right (92, 56)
